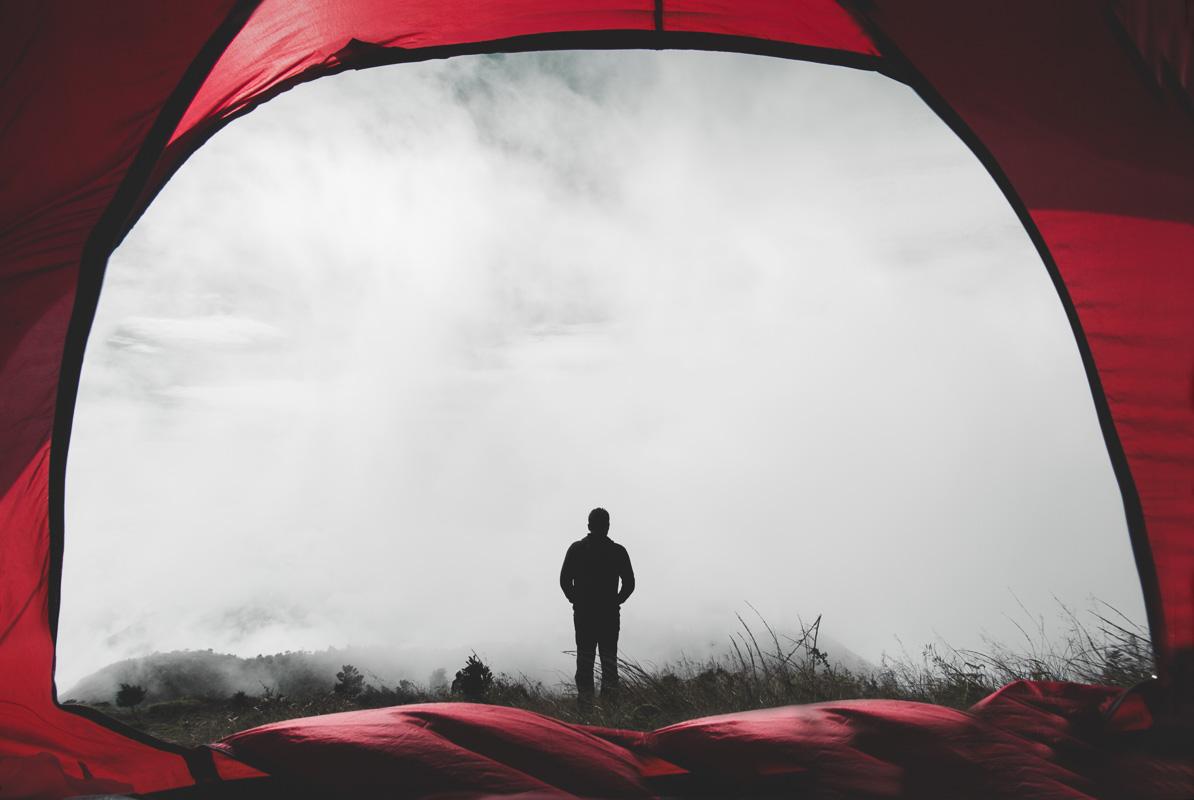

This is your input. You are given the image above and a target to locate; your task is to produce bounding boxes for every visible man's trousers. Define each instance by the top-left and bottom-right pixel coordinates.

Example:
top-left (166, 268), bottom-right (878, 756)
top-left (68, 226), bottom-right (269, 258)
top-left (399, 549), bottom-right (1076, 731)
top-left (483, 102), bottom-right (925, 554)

top-left (574, 605), bottom-right (619, 701)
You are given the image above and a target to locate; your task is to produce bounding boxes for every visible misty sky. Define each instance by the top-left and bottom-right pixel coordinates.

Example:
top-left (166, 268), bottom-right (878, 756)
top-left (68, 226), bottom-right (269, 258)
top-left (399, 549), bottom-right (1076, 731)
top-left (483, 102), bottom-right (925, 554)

top-left (58, 51), bottom-right (1146, 691)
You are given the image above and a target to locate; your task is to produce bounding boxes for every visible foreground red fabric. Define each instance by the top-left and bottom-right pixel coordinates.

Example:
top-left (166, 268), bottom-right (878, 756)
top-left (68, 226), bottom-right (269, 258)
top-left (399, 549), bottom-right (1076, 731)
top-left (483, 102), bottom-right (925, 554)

top-left (208, 685), bottom-right (1194, 798)
top-left (1, 1), bottom-right (1191, 795)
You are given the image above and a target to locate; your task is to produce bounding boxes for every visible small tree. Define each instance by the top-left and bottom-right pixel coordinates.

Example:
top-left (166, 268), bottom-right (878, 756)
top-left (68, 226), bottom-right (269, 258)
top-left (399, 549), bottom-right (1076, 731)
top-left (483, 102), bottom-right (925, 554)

top-left (452, 653), bottom-right (494, 701)
top-left (116, 683), bottom-right (147, 716)
top-left (334, 664), bottom-right (364, 698)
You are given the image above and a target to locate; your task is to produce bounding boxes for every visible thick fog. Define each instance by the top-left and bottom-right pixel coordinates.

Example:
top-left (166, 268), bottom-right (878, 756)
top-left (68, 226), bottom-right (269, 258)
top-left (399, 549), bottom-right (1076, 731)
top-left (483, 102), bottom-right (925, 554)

top-left (58, 51), bottom-right (1145, 692)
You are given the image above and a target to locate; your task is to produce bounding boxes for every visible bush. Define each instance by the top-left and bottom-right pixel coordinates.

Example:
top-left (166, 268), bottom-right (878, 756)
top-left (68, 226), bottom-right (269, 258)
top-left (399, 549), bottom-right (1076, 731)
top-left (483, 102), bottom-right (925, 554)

top-left (334, 664), bottom-right (365, 698)
top-left (255, 684), bottom-right (287, 711)
top-left (115, 683), bottom-right (147, 714)
top-left (452, 653), bottom-right (494, 701)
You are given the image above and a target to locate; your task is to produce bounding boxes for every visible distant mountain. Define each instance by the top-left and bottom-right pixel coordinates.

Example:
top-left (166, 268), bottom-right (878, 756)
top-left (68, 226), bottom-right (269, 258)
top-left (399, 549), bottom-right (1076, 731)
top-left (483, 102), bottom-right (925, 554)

top-left (63, 647), bottom-right (415, 704)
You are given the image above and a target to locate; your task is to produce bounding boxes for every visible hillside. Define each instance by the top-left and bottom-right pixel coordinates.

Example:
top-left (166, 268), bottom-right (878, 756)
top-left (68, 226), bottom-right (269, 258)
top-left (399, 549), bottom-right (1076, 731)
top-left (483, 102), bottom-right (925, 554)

top-left (63, 646), bottom-right (420, 705)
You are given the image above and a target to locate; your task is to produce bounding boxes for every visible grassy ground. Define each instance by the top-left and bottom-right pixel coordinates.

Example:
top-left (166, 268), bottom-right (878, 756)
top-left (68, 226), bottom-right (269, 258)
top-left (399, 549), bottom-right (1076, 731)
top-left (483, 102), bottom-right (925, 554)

top-left (80, 603), bottom-right (1153, 747)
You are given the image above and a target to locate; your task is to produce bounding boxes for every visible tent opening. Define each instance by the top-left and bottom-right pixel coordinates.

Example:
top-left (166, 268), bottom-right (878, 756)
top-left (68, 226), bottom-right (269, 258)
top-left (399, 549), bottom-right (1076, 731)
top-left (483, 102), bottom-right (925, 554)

top-left (57, 49), bottom-right (1145, 709)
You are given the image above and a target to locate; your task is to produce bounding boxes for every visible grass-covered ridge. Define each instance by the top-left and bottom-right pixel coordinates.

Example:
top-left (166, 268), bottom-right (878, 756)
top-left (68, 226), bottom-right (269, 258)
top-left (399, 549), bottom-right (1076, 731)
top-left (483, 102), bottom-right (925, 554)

top-left (72, 602), bottom-right (1152, 747)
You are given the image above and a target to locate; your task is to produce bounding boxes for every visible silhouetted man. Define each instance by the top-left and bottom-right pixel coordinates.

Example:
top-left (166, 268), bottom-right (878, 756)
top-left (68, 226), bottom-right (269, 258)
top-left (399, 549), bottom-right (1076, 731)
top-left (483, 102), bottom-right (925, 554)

top-left (560, 507), bottom-right (635, 707)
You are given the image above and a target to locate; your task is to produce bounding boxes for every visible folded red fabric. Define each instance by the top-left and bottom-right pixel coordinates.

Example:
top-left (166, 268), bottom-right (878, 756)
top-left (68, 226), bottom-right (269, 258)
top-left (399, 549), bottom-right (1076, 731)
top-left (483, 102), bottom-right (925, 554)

top-left (213, 682), bottom-right (1194, 798)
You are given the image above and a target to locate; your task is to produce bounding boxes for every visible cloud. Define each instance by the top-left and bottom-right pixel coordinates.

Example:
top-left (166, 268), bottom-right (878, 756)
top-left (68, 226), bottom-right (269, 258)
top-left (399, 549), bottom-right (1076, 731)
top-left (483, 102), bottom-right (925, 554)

top-left (107, 316), bottom-right (286, 353)
top-left (57, 51), bottom-right (1144, 690)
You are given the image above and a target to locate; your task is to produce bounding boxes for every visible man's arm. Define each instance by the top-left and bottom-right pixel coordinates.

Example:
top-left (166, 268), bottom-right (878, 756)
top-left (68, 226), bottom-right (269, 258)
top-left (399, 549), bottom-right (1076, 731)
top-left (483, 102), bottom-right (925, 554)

top-left (616, 547), bottom-right (635, 605)
top-left (560, 544), bottom-right (577, 604)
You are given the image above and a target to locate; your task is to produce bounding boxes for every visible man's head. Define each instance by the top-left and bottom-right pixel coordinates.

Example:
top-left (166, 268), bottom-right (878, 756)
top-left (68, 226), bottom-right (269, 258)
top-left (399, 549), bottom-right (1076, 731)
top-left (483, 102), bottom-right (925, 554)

top-left (588, 507), bottom-right (610, 536)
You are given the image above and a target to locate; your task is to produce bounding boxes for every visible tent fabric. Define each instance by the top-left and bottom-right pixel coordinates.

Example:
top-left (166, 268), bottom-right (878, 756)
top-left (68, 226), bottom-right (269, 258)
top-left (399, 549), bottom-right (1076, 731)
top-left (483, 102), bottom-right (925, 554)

top-left (166, 0), bottom-right (874, 149)
top-left (211, 687), bottom-right (1194, 797)
top-left (1, 4), bottom-right (254, 794)
top-left (0, 1), bottom-right (1191, 796)
top-left (861, 1), bottom-right (1194, 678)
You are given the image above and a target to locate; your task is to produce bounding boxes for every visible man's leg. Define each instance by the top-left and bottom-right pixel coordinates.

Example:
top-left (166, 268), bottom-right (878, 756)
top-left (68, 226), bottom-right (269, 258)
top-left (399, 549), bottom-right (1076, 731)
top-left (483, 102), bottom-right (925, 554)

top-left (597, 607), bottom-right (621, 699)
top-left (574, 609), bottom-right (597, 708)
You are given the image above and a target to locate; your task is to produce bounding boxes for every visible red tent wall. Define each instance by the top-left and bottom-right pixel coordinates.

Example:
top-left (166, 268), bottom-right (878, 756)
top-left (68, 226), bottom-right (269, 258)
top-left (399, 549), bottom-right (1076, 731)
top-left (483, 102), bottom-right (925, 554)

top-left (1, 4), bottom-right (261, 793)
top-left (862, 0), bottom-right (1194, 682)
top-left (1, 1), bottom-right (1190, 795)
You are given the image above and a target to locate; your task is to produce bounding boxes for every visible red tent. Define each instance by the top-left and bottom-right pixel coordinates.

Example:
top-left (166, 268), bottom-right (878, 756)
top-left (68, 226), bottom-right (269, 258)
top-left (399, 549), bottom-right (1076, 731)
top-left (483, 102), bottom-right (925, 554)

top-left (1, 1), bottom-right (1191, 796)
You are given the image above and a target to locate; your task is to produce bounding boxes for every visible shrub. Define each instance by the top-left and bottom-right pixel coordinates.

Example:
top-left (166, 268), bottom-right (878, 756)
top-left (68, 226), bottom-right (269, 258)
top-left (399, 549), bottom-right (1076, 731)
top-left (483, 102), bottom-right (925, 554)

top-left (255, 684), bottom-right (287, 711)
top-left (452, 653), bottom-right (494, 701)
top-left (115, 683), bottom-right (147, 714)
top-left (333, 664), bottom-right (364, 698)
